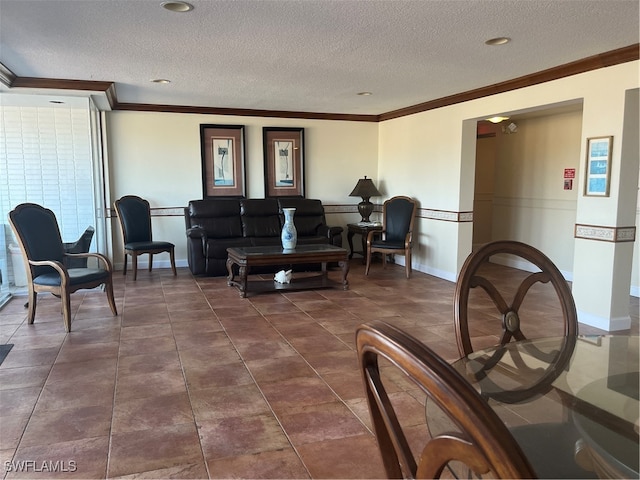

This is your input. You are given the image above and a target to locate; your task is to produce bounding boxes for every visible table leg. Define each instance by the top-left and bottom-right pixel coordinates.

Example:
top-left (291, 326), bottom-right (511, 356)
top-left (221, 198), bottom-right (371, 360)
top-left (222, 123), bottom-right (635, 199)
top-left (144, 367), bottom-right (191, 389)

top-left (360, 233), bottom-right (367, 264)
top-left (339, 259), bottom-right (350, 290)
top-left (238, 266), bottom-right (248, 298)
top-left (347, 230), bottom-right (355, 259)
top-left (226, 257), bottom-right (235, 285)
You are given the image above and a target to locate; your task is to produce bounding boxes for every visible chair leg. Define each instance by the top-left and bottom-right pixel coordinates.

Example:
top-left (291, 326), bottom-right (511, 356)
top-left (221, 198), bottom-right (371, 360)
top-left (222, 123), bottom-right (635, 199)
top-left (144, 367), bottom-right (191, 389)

top-left (382, 252), bottom-right (387, 269)
top-left (405, 251), bottom-right (411, 279)
top-left (61, 292), bottom-right (72, 332)
top-left (104, 279), bottom-right (118, 316)
top-left (170, 248), bottom-right (177, 276)
top-left (26, 288), bottom-right (37, 324)
top-left (148, 253), bottom-right (153, 272)
top-left (365, 250), bottom-right (372, 275)
top-left (123, 253), bottom-right (128, 275)
top-left (132, 253), bottom-right (138, 281)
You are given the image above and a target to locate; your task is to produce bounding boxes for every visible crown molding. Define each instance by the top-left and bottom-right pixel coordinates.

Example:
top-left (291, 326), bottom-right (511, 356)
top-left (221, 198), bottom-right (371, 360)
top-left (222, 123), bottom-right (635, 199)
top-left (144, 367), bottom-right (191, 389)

top-left (379, 43), bottom-right (639, 121)
top-left (8, 77), bottom-right (117, 110)
top-left (113, 102), bottom-right (379, 122)
top-left (0, 63), bottom-right (17, 87)
top-left (2, 43), bottom-right (638, 122)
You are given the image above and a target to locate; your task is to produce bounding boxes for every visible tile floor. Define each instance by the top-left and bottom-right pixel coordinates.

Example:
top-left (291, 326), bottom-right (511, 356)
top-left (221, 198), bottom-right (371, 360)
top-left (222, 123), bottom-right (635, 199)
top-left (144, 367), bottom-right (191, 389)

top-left (0, 261), bottom-right (637, 479)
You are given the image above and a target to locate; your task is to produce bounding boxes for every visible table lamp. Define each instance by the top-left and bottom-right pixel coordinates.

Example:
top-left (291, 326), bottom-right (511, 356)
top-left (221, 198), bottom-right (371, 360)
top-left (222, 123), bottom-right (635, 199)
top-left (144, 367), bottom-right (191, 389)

top-left (349, 176), bottom-right (381, 222)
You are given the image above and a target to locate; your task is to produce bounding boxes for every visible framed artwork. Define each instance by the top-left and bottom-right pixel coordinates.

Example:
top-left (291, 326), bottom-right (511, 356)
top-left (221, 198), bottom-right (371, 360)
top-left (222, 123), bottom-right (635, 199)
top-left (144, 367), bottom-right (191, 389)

top-left (200, 124), bottom-right (246, 198)
top-left (263, 127), bottom-right (305, 197)
top-left (584, 136), bottom-right (612, 197)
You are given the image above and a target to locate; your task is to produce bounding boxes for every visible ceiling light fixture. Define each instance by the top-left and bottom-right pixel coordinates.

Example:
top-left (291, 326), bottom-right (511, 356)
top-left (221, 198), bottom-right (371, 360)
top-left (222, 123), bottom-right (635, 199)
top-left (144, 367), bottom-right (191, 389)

top-left (161, 1), bottom-right (193, 12)
top-left (151, 79), bottom-right (171, 84)
top-left (486, 116), bottom-right (510, 123)
top-left (357, 92), bottom-right (372, 96)
top-left (485, 37), bottom-right (511, 46)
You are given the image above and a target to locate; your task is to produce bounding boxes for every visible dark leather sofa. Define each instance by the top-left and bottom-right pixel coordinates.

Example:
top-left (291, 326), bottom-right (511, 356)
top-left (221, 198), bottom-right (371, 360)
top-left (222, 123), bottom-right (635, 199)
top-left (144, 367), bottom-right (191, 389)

top-left (185, 197), bottom-right (343, 276)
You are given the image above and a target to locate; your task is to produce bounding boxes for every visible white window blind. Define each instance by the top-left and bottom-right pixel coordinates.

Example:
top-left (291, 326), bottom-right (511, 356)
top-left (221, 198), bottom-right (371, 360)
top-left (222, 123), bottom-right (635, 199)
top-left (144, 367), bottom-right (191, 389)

top-left (0, 103), bottom-right (97, 289)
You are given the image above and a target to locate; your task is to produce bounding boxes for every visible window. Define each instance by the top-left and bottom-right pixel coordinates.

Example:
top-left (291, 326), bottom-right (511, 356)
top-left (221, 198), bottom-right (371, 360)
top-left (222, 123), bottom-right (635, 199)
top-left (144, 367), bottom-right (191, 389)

top-left (0, 96), bottom-right (103, 302)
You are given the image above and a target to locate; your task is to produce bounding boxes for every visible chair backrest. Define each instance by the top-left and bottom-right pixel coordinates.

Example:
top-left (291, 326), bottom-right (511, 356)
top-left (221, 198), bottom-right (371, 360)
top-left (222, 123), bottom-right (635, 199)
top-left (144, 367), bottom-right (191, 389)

top-left (240, 198), bottom-right (281, 238)
top-left (356, 320), bottom-right (536, 479)
top-left (64, 226), bottom-right (95, 253)
top-left (454, 240), bottom-right (578, 357)
top-left (9, 203), bottom-right (66, 278)
top-left (63, 226), bottom-right (95, 268)
top-left (186, 199), bottom-right (243, 238)
top-left (383, 196), bottom-right (417, 243)
top-left (114, 195), bottom-right (153, 244)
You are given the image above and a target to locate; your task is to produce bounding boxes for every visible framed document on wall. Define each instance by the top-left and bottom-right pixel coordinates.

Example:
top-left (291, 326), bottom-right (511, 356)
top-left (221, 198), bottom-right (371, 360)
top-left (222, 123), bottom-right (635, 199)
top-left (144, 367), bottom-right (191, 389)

top-left (584, 136), bottom-right (612, 197)
top-left (200, 124), bottom-right (246, 198)
top-left (263, 127), bottom-right (305, 197)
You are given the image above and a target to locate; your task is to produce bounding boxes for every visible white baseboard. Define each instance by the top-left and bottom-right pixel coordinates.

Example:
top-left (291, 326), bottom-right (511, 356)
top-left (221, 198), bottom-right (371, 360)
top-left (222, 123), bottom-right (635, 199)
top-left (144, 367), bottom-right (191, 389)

top-left (577, 310), bottom-right (632, 331)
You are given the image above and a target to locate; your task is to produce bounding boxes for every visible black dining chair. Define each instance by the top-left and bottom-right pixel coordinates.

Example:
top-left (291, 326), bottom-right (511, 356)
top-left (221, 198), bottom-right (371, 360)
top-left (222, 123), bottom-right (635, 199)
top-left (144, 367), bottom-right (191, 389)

top-left (365, 195), bottom-right (418, 279)
top-left (114, 195), bottom-right (177, 281)
top-left (356, 320), bottom-right (536, 479)
top-left (8, 203), bottom-right (118, 332)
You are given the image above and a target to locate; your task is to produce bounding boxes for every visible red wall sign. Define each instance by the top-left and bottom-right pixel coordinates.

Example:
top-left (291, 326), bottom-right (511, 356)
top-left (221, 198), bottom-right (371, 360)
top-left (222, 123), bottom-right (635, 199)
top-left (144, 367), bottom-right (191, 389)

top-left (564, 168), bottom-right (576, 179)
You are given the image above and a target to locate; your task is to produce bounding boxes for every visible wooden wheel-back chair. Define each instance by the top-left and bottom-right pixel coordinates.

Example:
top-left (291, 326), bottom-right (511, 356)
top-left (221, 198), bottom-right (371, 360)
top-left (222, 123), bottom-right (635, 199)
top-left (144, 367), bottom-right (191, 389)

top-left (365, 196), bottom-right (418, 279)
top-left (114, 195), bottom-right (177, 281)
top-left (454, 240), bottom-right (578, 358)
top-left (356, 320), bottom-right (536, 479)
top-left (453, 240), bottom-right (596, 479)
top-left (9, 203), bottom-right (118, 332)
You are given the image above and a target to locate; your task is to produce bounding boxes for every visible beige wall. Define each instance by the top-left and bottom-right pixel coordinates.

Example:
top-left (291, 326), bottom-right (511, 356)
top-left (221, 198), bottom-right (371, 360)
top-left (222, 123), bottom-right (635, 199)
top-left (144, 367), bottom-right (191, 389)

top-left (105, 112), bottom-right (378, 265)
top-left (377, 62), bottom-right (638, 291)
top-left (472, 135), bottom-right (497, 246)
top-left (492, 110), bottom-right (583, 276)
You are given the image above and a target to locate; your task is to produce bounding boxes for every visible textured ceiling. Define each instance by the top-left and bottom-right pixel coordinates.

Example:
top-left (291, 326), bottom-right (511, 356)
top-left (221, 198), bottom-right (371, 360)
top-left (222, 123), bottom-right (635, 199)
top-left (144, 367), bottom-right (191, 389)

top-left (0, 0), bottom-right (638, 115)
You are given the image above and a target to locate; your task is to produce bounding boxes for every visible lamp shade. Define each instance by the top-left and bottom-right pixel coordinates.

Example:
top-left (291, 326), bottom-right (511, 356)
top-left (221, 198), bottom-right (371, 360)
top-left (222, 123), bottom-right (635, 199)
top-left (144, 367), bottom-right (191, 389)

top-left (349, 176), bottom-right (381, 199)
top-left (349, 176), bottom-right (381, 222)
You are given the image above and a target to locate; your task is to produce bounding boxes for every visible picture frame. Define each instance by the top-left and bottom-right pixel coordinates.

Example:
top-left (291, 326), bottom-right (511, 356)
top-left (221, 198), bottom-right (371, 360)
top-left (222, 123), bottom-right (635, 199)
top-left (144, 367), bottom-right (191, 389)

top-left (200, 124), bottom-right (246, 198)
top-left (263, 127), bottom-right (305, 197)
top-left (584, 136), bottom-right (612, 197)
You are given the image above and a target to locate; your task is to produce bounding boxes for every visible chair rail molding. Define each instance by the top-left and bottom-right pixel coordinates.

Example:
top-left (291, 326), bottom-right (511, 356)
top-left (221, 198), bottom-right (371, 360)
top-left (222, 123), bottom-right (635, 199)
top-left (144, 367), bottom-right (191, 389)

top-left (574, 224), bottom-right (636, 242)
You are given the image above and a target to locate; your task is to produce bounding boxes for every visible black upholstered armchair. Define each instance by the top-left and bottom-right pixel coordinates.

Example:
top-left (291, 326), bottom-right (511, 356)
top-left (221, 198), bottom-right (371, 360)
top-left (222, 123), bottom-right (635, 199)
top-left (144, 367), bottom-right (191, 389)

top-left (114, 195), bottom-right (177, 281)
top-left (365, 195), bottom-right (418, 279)
top-left (8, 203), bottom-right (118, 332)
top-left (63, 226), bottom-right (95, 268)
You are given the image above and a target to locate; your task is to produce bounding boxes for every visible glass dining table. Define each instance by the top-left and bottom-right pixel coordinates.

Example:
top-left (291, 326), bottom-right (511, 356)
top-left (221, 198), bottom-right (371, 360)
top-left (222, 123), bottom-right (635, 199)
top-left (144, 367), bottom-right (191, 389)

top-left (427, 335), bottom-right (639, 479)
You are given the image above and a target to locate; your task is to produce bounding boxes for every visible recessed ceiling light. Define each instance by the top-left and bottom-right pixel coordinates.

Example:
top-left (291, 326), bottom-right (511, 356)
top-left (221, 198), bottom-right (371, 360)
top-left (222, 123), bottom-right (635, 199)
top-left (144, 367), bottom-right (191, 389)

top-left (357, 92), bottom-right (372, 96)
top-left (151, 79), bottom-right (171, 84)
top-left (49, 100), bottom-right (65, 104)
top-left (485, 37), bottom-right (511, 46)
top-left (161, 1), bottom-right (193, 12)
top-left (486, 116), bottom-right (510, 123)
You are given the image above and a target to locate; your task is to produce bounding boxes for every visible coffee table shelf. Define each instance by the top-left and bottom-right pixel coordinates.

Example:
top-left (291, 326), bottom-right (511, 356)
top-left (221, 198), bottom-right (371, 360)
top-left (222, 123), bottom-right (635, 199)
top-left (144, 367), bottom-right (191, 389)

top-left (226, 244), bottom-right (349, 298)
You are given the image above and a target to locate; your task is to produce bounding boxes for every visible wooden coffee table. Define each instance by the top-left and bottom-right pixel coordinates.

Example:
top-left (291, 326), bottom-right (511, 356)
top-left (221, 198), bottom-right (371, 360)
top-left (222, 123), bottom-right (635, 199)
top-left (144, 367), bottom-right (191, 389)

top-left (226, 244), bottom-right (349, 298)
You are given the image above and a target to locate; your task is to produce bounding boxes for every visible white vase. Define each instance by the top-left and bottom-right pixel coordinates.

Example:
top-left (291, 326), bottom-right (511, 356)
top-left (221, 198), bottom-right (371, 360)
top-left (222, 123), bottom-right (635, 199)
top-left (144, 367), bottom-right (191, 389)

top-left (281, 207), bottom-right (297, 250)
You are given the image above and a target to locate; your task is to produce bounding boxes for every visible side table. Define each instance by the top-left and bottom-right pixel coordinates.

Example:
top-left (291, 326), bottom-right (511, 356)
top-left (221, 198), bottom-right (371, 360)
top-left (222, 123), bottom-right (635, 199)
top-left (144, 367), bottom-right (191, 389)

top-left (347, 223), bottom-right (382, 264)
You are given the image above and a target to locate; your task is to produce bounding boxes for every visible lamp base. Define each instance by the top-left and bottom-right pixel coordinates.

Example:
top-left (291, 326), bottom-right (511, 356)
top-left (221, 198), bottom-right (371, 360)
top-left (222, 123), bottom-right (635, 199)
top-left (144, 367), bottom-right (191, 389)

top-left (358, 199), bottom-right (374, 222)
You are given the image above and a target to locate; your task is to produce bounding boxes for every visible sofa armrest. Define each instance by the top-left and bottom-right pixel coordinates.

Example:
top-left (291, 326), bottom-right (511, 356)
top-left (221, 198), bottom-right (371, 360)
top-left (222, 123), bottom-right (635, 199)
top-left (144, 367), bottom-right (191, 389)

top-left (186, 226), bottom-right (206, 240)
top-left (318, 225), bottom-right (344, 247)
top-left (186, 226), bottom-right (207, 275)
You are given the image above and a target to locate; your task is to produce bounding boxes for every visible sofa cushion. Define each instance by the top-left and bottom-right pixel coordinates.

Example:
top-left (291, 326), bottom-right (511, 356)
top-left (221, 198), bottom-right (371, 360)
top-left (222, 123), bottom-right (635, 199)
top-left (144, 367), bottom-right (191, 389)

top-left (241, 199), bottom-right (281, 238)
top-left (189, 199), bottom-right (243, 238)
top-left (206, 237), bottom-right (252, 259)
